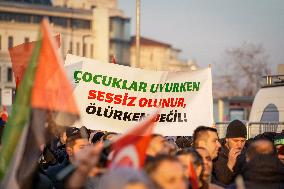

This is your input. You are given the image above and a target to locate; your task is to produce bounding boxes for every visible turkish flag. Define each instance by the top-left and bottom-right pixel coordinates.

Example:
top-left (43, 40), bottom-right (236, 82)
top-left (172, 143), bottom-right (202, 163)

top-left (189, 161), bottom-right (198, 189)
top-left (109, 111), bottom-right (158, 169)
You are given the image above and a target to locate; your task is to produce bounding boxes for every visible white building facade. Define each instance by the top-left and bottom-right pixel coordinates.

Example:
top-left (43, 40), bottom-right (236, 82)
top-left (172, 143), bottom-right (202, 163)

top-left (0, 0), bottom-right (131, 108)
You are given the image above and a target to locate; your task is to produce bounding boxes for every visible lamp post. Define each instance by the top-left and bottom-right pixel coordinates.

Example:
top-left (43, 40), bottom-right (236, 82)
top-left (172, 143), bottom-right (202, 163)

top-left (136, 0), bottom-right (141, 67)
top-left (82, 34), bottom-right (92, 57)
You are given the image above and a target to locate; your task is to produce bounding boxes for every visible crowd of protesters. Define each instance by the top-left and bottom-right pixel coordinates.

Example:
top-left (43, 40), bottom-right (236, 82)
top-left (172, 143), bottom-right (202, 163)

top-left (1, 115), bottom-right (284, 189)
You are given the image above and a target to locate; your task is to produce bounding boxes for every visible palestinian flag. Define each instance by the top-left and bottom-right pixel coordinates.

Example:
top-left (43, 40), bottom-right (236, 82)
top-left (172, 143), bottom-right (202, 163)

top-left (9, 34), bottom-right (60, 88)
top-left (0, 19), bottom-right (79, 188)
top-left (110, 111), bottom-right (158, 169)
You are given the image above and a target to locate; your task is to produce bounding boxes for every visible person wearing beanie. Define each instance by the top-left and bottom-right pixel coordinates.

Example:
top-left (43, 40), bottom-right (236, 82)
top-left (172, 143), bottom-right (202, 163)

top-left (212, 119), bottom-right (247, 187)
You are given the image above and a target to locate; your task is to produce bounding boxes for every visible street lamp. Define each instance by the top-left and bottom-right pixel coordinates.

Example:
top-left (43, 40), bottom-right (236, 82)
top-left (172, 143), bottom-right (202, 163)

top-left (136, 0), bottom-right (141, 67)
top-left (82, 34), bottom-right (92, 57)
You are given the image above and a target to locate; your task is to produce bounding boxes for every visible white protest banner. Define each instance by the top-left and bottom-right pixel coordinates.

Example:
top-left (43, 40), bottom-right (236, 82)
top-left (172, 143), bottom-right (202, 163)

top-left (65, 54), bottom-right (213, 136)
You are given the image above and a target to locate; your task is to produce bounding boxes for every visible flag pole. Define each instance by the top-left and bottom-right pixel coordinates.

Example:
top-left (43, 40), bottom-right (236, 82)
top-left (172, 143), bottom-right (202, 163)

top-left (135, 0), bottom-right (141, 68)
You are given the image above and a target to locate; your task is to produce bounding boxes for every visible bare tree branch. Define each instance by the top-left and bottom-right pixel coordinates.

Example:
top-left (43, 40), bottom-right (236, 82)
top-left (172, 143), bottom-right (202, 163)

top-left (213, 42), bottom-right (271, 97)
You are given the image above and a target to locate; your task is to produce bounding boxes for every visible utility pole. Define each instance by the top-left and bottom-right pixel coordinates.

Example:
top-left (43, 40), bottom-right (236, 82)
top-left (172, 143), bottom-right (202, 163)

top-left (135, 0), bottom-right (141, 67)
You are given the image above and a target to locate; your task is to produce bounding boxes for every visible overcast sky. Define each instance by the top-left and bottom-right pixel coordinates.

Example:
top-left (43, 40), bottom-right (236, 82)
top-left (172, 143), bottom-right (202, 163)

top-left (118, 0), bottom-right (284, 72)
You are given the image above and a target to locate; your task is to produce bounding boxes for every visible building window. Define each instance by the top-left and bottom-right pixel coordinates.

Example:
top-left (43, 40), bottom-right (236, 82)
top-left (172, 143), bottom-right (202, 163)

top-left (7, 67), bottom-right (13, 82)
top-left (8, 36), bottom-right (13, 49)
top-left (69, 41), bottom-right (73, 54)
top-left (72, 19), bottom-right (91, 29)
top-left (49, 16), bottom-right (67, 27)
top-left (76, 42), bottom-right (80, 56)
top-left (33, 15), bottom-right (43, 23)
top-left (90, 44), bottom-right (94, 58)
top-left (24, 37), bottom-right (29, 43)
top-left (0, 12), bottom-right (30, 23)
top-left (16, 14), bottom-right (30, 23)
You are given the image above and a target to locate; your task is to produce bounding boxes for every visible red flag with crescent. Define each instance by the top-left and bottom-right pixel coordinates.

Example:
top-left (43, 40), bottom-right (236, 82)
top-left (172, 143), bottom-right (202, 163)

top-left (110, 111), bottom-right (158, 169)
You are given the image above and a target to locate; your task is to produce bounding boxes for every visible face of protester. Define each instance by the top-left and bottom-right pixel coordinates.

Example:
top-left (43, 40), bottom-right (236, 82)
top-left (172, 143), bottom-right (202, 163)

top-left (276, 145), bottom-right (284, 164)
top-left (196, 148), bottom-right (212, 181)
top-left (73, 138), bottom-right (90, 154)
top-left (226, 137), bottom-right (246, 151)
top-left (150, 160), bottom-right (187, 189)
top-left (163, 140), bottom-right (177, 155)
top-left (147, 135), bottom-right (167, 157)
top-left (177, 154), bottom-right (192, 178)
top-left (124, 183), bottom-right (148, 189)
top-left (177, 154), bottom-right (202, 179)
top-left (199, 131), bottom-right (221, 160)
top-left (67, 138), bottom-right (90, 159)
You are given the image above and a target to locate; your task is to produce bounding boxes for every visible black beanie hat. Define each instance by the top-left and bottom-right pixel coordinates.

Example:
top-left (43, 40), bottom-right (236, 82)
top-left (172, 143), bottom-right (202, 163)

top-left (226, 120), bottom-right (247, 138)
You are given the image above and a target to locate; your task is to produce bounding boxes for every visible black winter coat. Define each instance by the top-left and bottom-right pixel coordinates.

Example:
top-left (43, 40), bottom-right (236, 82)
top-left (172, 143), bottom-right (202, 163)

top-left (212, 145), bottom-right (246, 187)
top-left (45, 157), bottom-right (70, 189)
top-left (243, 154), bottom-right (284, 189)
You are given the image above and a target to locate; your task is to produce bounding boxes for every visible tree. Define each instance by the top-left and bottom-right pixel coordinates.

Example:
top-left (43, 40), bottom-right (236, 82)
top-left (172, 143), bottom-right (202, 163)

top-left (214, 42), bottom-right (271, 97)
